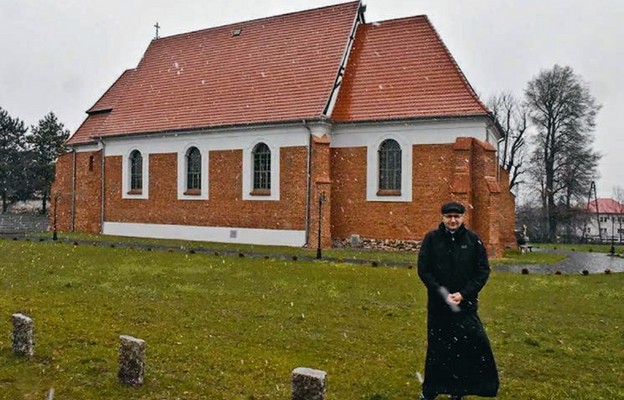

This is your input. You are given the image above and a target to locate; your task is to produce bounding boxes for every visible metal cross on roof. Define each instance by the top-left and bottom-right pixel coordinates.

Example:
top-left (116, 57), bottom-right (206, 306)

top-left (154, 22), bottom-right (161, 39)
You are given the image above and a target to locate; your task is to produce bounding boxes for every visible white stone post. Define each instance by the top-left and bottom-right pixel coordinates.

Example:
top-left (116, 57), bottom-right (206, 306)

top-left (12, 313), bottom-right (34, 356)
top-left (118, 335), bottom-right (145, 386)
top-left (291, 367), bottom-right (326, 400)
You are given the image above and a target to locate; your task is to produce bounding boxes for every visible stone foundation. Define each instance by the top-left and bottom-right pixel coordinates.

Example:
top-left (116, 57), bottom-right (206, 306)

top-left (333, 236), bottom-right (422, 252)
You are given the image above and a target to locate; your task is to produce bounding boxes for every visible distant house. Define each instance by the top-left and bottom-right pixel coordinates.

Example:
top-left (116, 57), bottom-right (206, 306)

top-left (51, 1), bottom-right (516, 256)
top-left (583, 198), bottom-right (624, 243)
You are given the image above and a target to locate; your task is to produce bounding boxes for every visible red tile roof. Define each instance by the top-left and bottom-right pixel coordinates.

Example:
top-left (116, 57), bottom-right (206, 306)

top-left (68, 1), bottom-right (360, 145)
top-left (69, 113), bottom-right (110, 145)
top-left (69, 70), bottom-right (137, 145)
top-left (332, 16), bottom-right (489, 122)
top-left (67, 3), bottom-right (491, 145)
top-left (88, 69), bottom-right (136, 113)
top-left (586, 198), bottom-right (624, 214)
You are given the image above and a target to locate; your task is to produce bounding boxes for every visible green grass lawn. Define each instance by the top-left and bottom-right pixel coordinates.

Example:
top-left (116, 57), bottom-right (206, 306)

top-left (34, 232), bottom-right (566, 266)
top-left (1, 239), bottom-right (621, 399)
top-left (36, 232), bottom-right (421, 264)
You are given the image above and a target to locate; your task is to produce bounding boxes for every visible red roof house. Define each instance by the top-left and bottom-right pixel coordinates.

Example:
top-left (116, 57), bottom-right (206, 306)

top-left (582, 198), bottom-right (624, 242)
top-left (586, 198), bottom-right (624, 214)
top-left (53, 1), bottom-right (516, 256)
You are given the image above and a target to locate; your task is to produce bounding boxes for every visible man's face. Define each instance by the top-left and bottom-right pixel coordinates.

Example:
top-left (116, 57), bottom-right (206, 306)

top-left (442, 213), bottom-right (464, 231)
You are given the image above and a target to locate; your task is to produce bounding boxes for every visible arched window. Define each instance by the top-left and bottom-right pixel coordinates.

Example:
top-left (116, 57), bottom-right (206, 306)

top-left (378, 139), bottom-right (401, 192)
top-left (130, 150), bottom-right (143, 191)
top-left (252, 142), bottom-right (271, 191)
top-left (186, 147), bottom-right (201, 191)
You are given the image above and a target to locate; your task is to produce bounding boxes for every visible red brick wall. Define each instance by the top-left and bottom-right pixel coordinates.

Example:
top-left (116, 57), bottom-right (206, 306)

top-left (50, 152), bottom-right (73, 232)
top-left (307, 135), bottom-right (332, 248)
top-left (468, 139), bottom-right (517, 256)
top-left (55, 136), bottom-right (516, 255)
top-left (470, 141), bottom-right (497, 255)
top-left (330, 143), bottom-right (459, 241)
top-left (104, 147), bottom-right (307, 230)
top-left (50, 150), bottom-right (102, 234)
top-left (330, 138), bottom-right (516, 256)
top-left (450, 138), bottom-right (475, 227)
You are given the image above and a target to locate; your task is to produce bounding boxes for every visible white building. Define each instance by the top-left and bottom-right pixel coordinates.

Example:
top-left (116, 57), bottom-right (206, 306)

top-left (583, 198), bottom-right (624, 243)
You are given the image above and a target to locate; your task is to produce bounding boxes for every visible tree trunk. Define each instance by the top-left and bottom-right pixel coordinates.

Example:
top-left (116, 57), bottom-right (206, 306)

top-left (545, 160), bottom-right (557, 242)
top-left (545, 118), bottom-right (558, 243)
top-left (41, 190), bottom-right (47, 215)
top-left (548, 193), bottom-right (557, 242)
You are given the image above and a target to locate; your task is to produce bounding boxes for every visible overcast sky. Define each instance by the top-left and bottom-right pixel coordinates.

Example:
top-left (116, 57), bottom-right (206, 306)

top-left (1, 0), bottom-right (622, 197)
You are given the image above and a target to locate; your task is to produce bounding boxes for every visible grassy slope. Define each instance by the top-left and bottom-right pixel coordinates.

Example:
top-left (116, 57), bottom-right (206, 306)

top-left (0, 239), bottom-right (621, 399)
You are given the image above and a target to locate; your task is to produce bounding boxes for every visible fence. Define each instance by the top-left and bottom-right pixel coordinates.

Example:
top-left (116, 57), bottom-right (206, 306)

top-left (0, 214), bottom-right (48, 234)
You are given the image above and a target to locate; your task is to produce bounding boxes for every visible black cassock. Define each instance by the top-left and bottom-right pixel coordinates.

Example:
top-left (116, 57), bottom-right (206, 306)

top-left (418, 223), bottom-right (499, 398)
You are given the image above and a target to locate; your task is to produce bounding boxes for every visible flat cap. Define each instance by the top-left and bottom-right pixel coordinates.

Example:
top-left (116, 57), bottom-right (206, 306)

top-left (441, 201), bottom-right (465, 214)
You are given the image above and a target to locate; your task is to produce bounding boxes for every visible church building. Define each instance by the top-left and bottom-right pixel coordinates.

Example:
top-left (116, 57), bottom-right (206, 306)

top-left (52, 1), bottom-right (516, 256)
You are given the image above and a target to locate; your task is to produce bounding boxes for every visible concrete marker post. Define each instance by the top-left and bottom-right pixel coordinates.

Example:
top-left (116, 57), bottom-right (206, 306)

top-left (12, 313), bottom-right (34, 357)
top-left (291, 367), bottom-right (326, 400)
top-left (118, 335), bottom-right (145, 386)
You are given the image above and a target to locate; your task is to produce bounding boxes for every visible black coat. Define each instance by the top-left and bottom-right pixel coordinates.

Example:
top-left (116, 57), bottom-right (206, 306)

top-left (417, 223), bottom-right (499, 397)
top-left (418, 223), bottom-right (490, 314)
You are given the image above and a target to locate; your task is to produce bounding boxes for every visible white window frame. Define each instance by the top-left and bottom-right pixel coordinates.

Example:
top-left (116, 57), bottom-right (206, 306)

top-left (122, 148), bottom-right (149, 199)
top-left (242, 139), bottom-right (280, 201)
top-left (366, 135), bottom-right (412, 202)
top-left (177, 143), bottom-right (209, 200)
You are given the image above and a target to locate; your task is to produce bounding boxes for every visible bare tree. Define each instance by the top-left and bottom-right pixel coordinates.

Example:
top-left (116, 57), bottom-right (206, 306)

top-left (525, 65), bottom-right (601, 242)
top-left (487, 92), bottom-right (528, 193)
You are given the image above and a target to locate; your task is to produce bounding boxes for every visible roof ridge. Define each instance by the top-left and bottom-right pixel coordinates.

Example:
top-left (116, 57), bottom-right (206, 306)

top-left (320, 1), bottom-right (363, 116)
top-left (154, 1), bottom-right (361, 42)
top-left (422, 15), bottom-right (489, 115)
top-left (364, 14), bottom-right (428, 25)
